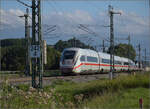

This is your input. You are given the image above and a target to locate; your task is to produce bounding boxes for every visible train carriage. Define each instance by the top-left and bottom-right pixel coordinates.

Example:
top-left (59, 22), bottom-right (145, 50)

top-left (98, 52), bottom-right (110, 72)
top-left (60, 48), bottom-right (137, 74)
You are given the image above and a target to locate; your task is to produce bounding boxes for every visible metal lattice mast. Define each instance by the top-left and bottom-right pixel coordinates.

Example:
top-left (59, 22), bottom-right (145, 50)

top-left (109, 5), bottom-right (121, 80)
top-left (31, 0), bottom-right (43, 88)
top-left (17, 0), bottom-right (43, 88)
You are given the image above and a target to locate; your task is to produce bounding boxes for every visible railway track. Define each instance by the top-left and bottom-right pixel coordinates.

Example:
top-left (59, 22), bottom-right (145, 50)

top-left (0, 72), bottom-right (130, 86)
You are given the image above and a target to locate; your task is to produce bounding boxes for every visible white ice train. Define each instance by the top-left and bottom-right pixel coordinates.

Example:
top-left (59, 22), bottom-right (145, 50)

top-left (60, 48), bottom-right (137, 74)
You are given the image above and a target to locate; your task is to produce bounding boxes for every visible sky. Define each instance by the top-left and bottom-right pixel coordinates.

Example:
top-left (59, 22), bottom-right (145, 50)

top-left (0, 0), bottom-right (150, 59)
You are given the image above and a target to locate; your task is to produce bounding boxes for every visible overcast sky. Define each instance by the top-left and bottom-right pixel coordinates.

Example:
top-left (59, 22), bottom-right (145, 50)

top-left (0, 0), bottom-right (150, 58)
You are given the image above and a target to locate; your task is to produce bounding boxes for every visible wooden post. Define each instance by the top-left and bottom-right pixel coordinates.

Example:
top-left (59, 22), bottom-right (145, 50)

top-left (139, 98), bottom-right (143, 109)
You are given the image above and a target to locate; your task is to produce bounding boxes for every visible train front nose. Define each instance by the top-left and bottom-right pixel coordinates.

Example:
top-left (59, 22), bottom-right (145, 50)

top-left (60, 50), bottom-right (76, 74)
top-left (60, 59), bottom-right (74, 73)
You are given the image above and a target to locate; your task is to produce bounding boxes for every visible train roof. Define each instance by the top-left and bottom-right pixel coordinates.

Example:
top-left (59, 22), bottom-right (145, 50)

top-left (64, 47), bottom-right (97, 53)
top-left (98, 52), bottom-right (110, 59)
top-left (63, 48), bottom-right (132, 62)
top-left (98, 52), bottom-right (123, 61)
top-left (63, 47), bottom-right (81, 51)
top-left (64, 47), bottom-right (98, 57)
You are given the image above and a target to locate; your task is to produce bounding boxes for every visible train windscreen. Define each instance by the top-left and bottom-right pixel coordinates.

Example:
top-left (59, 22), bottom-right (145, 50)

top-left (63, 50), bottom-right (76, 60)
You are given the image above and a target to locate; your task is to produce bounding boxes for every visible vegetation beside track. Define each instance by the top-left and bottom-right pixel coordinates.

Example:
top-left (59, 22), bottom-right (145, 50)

top-left (43, 70), bottom-right (61, 77)
top-left (81, 87), bottom-right (150, 109)
top-left (0, 73), bottom-right (149, 109)
top-left (0, 70), bottom-right (61, 79)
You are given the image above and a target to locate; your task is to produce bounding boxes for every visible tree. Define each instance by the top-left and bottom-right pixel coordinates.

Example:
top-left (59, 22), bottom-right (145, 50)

top-left (0, 38), bottom-right (61, 71)
top-left (0, 38), bottom-right (26, 71)
top-left (107, 43), bottom-right (136, 60)
top-left (44, 46), bottom-right (61, 70)
top-left (1, 47), bottom-right (26, 71)
top-left (54, 37), bottom-right (95, 52)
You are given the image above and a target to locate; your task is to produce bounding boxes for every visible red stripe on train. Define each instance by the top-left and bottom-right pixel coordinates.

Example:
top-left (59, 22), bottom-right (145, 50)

top-left (73, 63), bottom-right (128, 69)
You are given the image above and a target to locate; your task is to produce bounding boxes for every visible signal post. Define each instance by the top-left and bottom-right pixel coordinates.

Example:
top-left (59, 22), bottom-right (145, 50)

top-left (109, 5), bottom-right (121, 80)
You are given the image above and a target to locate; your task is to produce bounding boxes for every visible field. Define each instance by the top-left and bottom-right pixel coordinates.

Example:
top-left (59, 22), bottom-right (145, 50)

top-left (0, 72), bottom-right (149, 109)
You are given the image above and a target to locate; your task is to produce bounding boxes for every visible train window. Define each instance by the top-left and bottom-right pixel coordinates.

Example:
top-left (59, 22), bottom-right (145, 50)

top-left (129, 62), bottom-right (134, 66)
top-left (87, 56), bottom-right (98, 63)
top-left (102, 59), bottom-right (110, 64)
top-left (63, 50), bottom-right (76, 59)
top-left (114, 61), bottom-right (122, 65)
top-left (118, 61), bottom-right (122, 65)
top-left (80, 55), bottom-right (85, 62)
top-left (124, 62), bottom-right (129, 65)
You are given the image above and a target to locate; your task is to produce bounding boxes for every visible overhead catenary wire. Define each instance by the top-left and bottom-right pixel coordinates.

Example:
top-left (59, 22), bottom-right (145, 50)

top-left (43, 25), bottom-right (57, 35)
top-left (46, 0), bottom-right (111, 45)
top-left (16, 0), bottom-right (32, 8)
top-left (46, 1), bottom-right (71, 37)
top-left (78, 24), bottom-right (110, 42)
top-left (46, 1), bottom-right (93, 46)
top-left (51, 0), bottom-right (82, 33)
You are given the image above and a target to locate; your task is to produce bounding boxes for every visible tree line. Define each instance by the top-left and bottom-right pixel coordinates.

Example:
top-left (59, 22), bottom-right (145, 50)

top-left (0, 38), bottom-right (136, 71)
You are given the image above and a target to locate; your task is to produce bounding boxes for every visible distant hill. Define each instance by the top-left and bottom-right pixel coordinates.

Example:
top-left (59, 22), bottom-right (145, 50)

top-left (0, 38), bottom-right (26, 47)
top-left (0, 38), bottom-right (60, 71)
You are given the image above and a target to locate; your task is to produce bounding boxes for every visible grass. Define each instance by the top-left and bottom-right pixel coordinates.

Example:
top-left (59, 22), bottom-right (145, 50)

top-left (0, 73), bottom-right (150, 109)
top-left (54, 73), bottom-right (149, 97)
top-left (0, 73), bottom-right (21, 80)
top-left (43, 70), bottom-right (61, 77)
top-left (0, 70), bottom-right (60, 82)
top-left (81, 87), bottom-right (150, 109)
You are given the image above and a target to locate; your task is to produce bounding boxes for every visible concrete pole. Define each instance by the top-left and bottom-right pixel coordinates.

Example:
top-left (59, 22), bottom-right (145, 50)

top-left (128, 35), bottom-right (130, 71)
top-left (144, 48), bottom-right (146, 68)
top-left (138, 44), bottom-right (141, 69)
top-left (103, 40), bottom-right (105, 52)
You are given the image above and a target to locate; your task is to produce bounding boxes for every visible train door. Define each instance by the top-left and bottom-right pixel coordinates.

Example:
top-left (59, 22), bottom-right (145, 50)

top-left (89, 53), bottom-right (99, 73)
top-left (87, 56), bottom-right (99, 73)
top-left (80, 55), bottom-right (86, 72)
top-left (91, 56), bottom-right (99, 73)
top-left (86, 56), bottom-right (92, 72)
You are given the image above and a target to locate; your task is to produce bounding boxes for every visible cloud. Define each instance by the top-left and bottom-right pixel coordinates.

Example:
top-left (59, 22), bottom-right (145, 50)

top-left (0, 8), bottom-right (149, 47)
top-left (113, 10), bottom-right (149, 36)
top-left (66, 10), bottom-right (93, 23)
top-left (42, 10), bottom-right (95, 37)
top-left (1, 8), bottom-right (149, 36)
top-left (0, 9), bottom-right (25, 29)
top-left (44, 10), bottom-right (94, 27)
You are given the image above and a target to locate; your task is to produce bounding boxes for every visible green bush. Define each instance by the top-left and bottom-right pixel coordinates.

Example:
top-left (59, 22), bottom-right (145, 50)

top-left (16, 84), bottom-right (30, 92)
